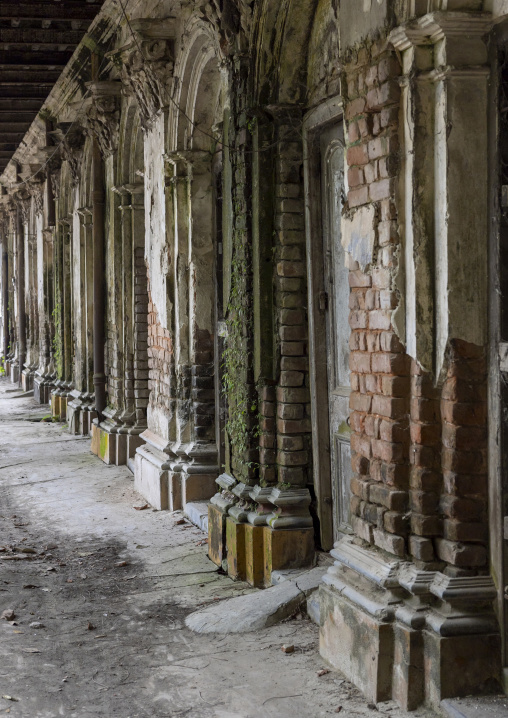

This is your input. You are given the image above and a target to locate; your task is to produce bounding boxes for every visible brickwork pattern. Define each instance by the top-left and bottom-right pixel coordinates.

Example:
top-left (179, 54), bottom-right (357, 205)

top-left (132, 247), bottom-right (149, 423)
top-left (273, 129), bottom-right (311, 489)
top-left (147, 279), bottom-right (173, 417)
top-left (345, 45), bottom-right (489, 571)
top-left (192, 327), bottom-right (215, 442)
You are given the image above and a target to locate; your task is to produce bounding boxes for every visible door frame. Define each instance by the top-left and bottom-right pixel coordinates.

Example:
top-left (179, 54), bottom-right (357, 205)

top-left (489, 20), bottom-right (508, 686)
top-left (303, 95), bottom-right (344, 552)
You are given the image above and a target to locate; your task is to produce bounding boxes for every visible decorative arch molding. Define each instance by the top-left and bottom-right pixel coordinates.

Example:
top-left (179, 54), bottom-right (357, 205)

top-left (252, 0), bottom-right (319, 108)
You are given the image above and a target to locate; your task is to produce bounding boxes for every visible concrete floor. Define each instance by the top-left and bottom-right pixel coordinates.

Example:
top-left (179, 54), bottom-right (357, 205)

top-left (0, 377), bottom-right (440, 718)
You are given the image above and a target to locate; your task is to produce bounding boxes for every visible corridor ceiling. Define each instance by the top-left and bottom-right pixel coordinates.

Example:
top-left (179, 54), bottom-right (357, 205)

top-left (0, 0), bottom-right (104, 175)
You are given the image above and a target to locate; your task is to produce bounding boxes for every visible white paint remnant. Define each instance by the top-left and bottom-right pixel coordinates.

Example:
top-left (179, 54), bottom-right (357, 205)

top-left (341, 205), bottom-right (376, 271)
top-left (144, 112), bottom-right (169, 329)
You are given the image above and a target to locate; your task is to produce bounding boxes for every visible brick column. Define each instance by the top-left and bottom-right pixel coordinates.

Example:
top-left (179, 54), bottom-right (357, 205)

top-left (320, 15), bottom-right (498, 712)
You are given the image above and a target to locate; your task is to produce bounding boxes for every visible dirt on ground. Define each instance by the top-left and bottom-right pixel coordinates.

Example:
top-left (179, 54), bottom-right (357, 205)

top-left (0, 378), bottom-right (436, 718)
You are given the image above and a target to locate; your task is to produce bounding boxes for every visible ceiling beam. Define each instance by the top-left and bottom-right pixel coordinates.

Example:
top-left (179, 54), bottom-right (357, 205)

top-left (0, 113), bottom-right (41, 122)
top-left (0, 50), bottom-right (74, 66)
top-left (0, 4), bottom-right (102, 22)
top-left (0, 74), bottom-right (62, 84)
top-left (0, 28), bottom-right (84, 45)
top-left (0, 100), bottom-right (48, 111)
top-left (0, 87), bottom-right (52, 99)
top-left (0, 133), bottom-right (32, 143)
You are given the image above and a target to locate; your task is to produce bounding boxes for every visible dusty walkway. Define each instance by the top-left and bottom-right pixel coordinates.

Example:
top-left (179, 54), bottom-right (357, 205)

top-left (0, 378), bottom-right (435, 718)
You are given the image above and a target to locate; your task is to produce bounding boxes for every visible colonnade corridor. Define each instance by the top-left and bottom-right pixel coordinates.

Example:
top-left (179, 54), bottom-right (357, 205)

top-left (0, 376), bottom-right (434, 718)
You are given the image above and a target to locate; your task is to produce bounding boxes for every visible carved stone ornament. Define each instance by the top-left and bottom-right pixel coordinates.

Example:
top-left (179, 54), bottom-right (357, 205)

top-left (197, 0), bottom-right (253, 53)
top-left (85, 81), bottom-right (122, 157)
top-left (28, 180), bottom-right (44, 217)
top-left (15, 192), bottom-right (31, 224)
top-left (49, 124), bottom-right (85, 187)
top-left (50, 171), bottom-right (61, 201)
top-left (112, 20), bottom-right (175, 129)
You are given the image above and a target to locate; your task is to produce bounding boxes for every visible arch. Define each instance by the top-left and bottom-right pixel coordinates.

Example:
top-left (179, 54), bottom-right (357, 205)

top-left (252, 0), bottom-right (320, 107)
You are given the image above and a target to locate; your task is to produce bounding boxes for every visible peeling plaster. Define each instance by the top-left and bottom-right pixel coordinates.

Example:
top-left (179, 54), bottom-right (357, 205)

top-left (144, 113), bottom-right (170, 330)
top-left (341, 205), bottom-right (376, 272)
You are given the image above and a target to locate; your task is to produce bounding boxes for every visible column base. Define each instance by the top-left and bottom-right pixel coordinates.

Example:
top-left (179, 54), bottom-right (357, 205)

top-left (133, 432), bottom-right (172, 510)
top-left (91, 423), bottom-right (143, 465)
top-left (226, 517), bottom-right (246, 580)
top-left (34, 375), bottom-right (55, 404)
top-left (10, 363), bottom-right (19, 384)
top-left (263, 526), bottom-right (314, 586)
top-left (180, 471), bottom-right (217, 506)
top-left (67, 392), bottom-right (96, 436)
top-left (245, 524), bottom-right (265, 587)
top-left (320, 581), bottom-right (395, 704)
top-left (50, 392), bottom-right (67, 421)
top-left (319, 536), bottom-right (501, 712)
top-left (208, 503), bottom-right (227, 567)
top-left (21, 369), bottom-right (34, 391)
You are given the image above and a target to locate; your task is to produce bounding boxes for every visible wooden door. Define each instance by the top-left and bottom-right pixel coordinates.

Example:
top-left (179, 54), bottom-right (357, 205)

top-left (320, 123), bottom-right (352, 539)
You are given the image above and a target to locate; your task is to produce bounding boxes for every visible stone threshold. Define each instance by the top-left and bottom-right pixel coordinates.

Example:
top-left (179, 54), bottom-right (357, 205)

top-left (185, 566), bottom-right (326, 634)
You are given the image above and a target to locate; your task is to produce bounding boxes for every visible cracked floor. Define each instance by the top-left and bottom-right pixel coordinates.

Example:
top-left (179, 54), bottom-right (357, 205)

top-left (0, 378), bottom-right (436, 718)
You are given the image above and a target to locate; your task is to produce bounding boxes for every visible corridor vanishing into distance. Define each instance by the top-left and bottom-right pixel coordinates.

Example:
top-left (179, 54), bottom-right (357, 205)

top-left (3, 1), bottom-right (508, 715)
top-left (0, 378), bottom-right (435, 718)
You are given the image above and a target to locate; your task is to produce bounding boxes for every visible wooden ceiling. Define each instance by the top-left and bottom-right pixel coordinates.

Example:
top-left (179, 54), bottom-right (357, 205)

top-left (0, 0), bottom-right (104, 174)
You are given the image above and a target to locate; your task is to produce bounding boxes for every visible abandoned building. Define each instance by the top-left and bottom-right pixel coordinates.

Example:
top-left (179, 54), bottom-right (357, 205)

top-left (3, 0), bottom-right (508, 712)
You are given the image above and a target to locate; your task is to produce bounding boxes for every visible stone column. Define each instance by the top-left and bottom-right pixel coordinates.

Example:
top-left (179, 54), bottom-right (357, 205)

top-left (34, 228), bottom-right (56, 404)
top-left (67, 207), bottom-right (96, 435)
top-left (83, 78), bottom-right (125, 464)
top-left (34, 167), bottom-right (58, 404)
top-left (50, 218), bottom-right (72, 419)
top-left (108, 182), bottom-right (147, 464)
top-left (178, 150), bottom-right (219, 509)
top-left (1, 222), bottom-right (8, 367)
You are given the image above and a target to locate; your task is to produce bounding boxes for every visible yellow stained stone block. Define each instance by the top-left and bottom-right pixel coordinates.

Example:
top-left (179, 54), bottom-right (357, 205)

top-left (51, 394), bottom-right (60, 420)
top-left (90, 423), bottom-right (100, 456)
top-left (245, 524), bottom-right (265, 587)
top-left (226, 517), bottom-right (246, 581)
top-left (208, 504), bottom-right (226, 567)
top-left (263, 526), bottom-right (315, 586)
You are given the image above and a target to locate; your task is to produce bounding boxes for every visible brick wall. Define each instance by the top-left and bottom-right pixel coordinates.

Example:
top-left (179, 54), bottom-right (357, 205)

top-left (274, 130), bottom-right (311, 489)
top-left (344, 43), bottom-right (488, 572)
top-left (147, 279), bottom-right (172, 418)
top-left (133, 247), bottom-right (149, 424)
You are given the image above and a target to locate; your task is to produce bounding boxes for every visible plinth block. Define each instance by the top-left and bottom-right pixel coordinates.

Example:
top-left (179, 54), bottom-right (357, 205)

top-left (21, 372), bottom-right (33, 392)
top-left (208, 503), bottom-right (227, 567)
top-left (245, 524), bottom-right (265, 587)
top-left (91, 423), bottom-right (100, 456)
top-left (90, 425), bottom-right (116, 464)
top-left (263, 526), bottom-right (314, 586)
top-left (392, 624), bottom-right (424, 711)
top-left (226, 517), bottom-right (246, 580)
top-left (60, 396), bottom-right (68, 419)
top-left (181, 473), bottom-right (217, 505)
top-left (133, 451), bottom-right (169, 510)
top-left (168, 472), bottom-right (182, 511)
top-left (320, 583), bottom-right (394, 704)
top-left (423, 631), bottom-right (501, 708)
top-left (51, 394), bottom-right (61, 420)
top-left (116, 433), bottom-right (128, 466)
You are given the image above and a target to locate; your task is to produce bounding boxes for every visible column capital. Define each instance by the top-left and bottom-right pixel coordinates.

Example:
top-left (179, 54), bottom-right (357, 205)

top-left (84, 80), bottom-right (122, 157)
top-left (108, 18), bottom-right (176, 130)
